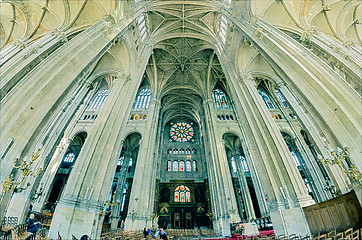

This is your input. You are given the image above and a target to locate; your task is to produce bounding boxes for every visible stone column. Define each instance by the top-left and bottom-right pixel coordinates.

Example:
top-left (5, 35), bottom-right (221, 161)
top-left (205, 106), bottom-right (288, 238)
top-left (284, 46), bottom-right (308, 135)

top-left (225, 71), bottom-right (313, 236)
top-left (124, 98), bottom-right (161, 230)
top-left (110, 153), bottom-right (132, 230)
top-left (233, 153), bottom-right (256, 220)
top-left (48, 73), bottom-right (141, 239)
top-left (3, 79), bottom-right (93, 222)
top-left (202, 98), bottom-right (241, 236)
top-left (278, 84), bottom-right (350, 195)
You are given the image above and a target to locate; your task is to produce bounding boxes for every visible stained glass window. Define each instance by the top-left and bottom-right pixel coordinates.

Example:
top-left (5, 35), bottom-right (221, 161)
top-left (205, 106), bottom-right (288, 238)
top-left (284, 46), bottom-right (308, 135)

top-left (258, 89), bottom-right (275, 109)
top-left (275, 89), bottom-right (289, 108)
top-left (88, 89), bottom-right (109, 109)
top-left (137, 14), bottom-right (148, 42)
top-left (133, 88), bottom-right (151, 109)
top-left (186, 161), bottom-right (192, 172)
top-left (193, 160), bottom-right (197, 171)
top-left (174, 185), bottom-right (191, 202)
top-left (231, 157), bottom-right (237, 173)
top-left (167, 161), bottom-right (172, 171)
top-left (179, 161), bottom-right (185, 171)
top-left (170, 122), bottom-right (194, 142)
top-left (63, 152), bottom-right (75, 163)
top-left (240, 155), bottom-right (249, 172)
top-left (212, 89), bottom-right (229, 109)
top-left (173, 161), bottom-right (178, 171)
top-left (219, 16), bottom-right (228, 43)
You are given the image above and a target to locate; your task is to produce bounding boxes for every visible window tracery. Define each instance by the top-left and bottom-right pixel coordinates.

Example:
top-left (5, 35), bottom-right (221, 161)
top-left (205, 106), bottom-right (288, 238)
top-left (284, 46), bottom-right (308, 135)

top-left (174, 185), bottom-right (191, 202)
top-left (212, 89), bottom-right (229, 109)
top-left (258, 89), bottom-right (275, 109)
top-left (170, 122), bottom-right (194, 142)
top-left (88, 89), bottom-right (109, 109)
top-left (219, 16), bottom-right (228, 43)
top-left (133, 88), bottom-right (151, 109)
top-left (63, 152), bottom-right (75, 163)
top-left (275, 89), bottom-right (289, 108)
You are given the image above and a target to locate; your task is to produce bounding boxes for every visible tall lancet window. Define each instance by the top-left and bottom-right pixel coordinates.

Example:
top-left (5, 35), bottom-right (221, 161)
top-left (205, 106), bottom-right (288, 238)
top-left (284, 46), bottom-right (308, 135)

top-left (88, 89), bottom-right (109, 109)
top-left (219, 15), bottom-right (228, 43)
top-left (275, 89), bottom-right (289, 108)
top-left (138, 14), bottom-right (148, 42)
top-left (212, 89), bottom-right (229, 109)
top-left (257, 89), bottom-right (275, 109)
top-left (133, 88), bottom-right (151, 109)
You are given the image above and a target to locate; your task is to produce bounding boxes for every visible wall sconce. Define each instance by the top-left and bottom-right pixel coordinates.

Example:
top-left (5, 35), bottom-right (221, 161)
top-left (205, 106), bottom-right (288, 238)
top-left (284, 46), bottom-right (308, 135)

top-left (318, 138), bottom-right (362, 185)
top-left (1, 150), bottom-right (43, 204)
top-left (99, 195), bottom-right (120, 217)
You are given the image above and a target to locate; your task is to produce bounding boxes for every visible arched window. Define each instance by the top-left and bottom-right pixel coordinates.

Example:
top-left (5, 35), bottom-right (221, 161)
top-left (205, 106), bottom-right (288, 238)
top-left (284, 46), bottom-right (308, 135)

top-left (275, 89), bottom-right (289, 108)
top-left (185, 148), bottom-right (191, 154)
top-left (127, 158), bottom-right (133, 173)
top-left (193, 160), bottom-right (197, 171)
top-left (219, 15), bottom-right (228, 43)
top-left (88, 89), bottom-right (109, 109)
top-left (258, 89), bottom-right (275, 109)
top-left (291, 151), bottom-right (301, 167)
top-left (230, 157), bottom-right (237, 173)
top-left (212, 89), bottom-right (229, 109)
top-left (179, 149), bottom-right (185, 154)
top-left (191, 149), bottom-right (196, 154)
top-left (240, 155), bottom-right (249, 172)
top-left (63, 152), bottom-right (75, 163)
top-left (167, 161), bottom-right (172, 171)
top-left (179, 161), bottom-right (185, 171)
top-left (120, 188), bottom-right (127, 212)
top-left (118, 156), bottom-right (124, 167)
top-left (173, 148), bottom-right (178, 154)
top-left (167, 149), bottom-right (172, 154)
top-left (186, 161), bottom-right (192, 171)
top-left (174, 185), bottom-right (191, 202)
top-left (173, 161), bottom-right (178, 171)
top-left (137, 14), bottom-right (148, 42)
top-left (133, 88), bottom-right (151, 109)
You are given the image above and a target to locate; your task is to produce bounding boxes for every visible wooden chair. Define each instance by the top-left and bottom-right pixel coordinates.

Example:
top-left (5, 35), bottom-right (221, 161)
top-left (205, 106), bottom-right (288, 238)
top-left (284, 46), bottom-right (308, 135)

top-left (277, 234), bottom-right (288, 240)
top-left (289, 233), bottom-right (301, 239)
top-left (300, 235), bottom-right (310, 240)
top-left (316, 234), bottom-right (327, 240)
top-left (350, 230), bottom-right (359, 240)
top-left (327, 230), bottom-right (336, 239)
top-left (334, 232), bottom-right (343, 240)
top-left (344, 228), bottom-right (353, 239)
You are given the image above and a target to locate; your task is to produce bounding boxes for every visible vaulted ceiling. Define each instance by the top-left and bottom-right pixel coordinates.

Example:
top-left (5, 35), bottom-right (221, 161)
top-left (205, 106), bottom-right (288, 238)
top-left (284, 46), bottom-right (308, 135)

top-left (1, 0), bottom-right (360, 124)
top-left (1, 0), bottom-right (360, 49)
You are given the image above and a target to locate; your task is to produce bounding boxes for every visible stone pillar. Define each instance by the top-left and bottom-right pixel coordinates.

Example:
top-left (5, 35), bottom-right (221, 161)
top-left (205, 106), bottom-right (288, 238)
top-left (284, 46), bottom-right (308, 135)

top-left (48, 73), bottom-right (140, 239)
top-left (224, 71), bottom-right (313, 236)
top-left (110, 153), bottom-right (132, 230)
top-left (124, 98), bottom-right (161, 230)
top-left (278, 84), bottom-right (350, 195)
top-left (202, 98), bottom-right (241, 236)
top-left (233, 153), bottom-right (256, 220)
top-left (3, 80), bottom-right (93, 222)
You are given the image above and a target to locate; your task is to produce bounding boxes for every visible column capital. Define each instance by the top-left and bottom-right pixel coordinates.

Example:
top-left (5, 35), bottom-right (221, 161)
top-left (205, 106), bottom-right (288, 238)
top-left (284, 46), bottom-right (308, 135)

top-left (239, 73), bottom-right (255, 86)
top-left (300, 27), bottom-right (320, 44)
